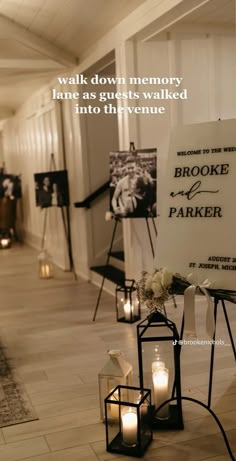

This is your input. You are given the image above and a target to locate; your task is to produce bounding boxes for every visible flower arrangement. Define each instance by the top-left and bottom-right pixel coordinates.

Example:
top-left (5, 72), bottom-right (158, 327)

top-left (138, 268), bottom-right (236, 312)
top-left (137, 268), bottom-right (173, 312)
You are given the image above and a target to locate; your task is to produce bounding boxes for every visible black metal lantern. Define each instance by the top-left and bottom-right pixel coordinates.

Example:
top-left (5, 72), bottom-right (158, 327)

top-left (105, 385), bottom-right (152, 457)
top-left (116, 279), bottom-right (141, 323)
top-left (137, 311), bottom-right (183, 430)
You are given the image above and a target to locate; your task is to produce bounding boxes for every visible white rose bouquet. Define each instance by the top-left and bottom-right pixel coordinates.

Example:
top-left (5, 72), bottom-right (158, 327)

top-left (138, 268), bottom-right (236, 317)
top-left (137, 268), bottom-right (173, 312)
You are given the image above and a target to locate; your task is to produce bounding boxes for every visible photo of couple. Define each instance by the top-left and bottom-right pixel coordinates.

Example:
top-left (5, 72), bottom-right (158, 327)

top-left (34, 170), bottom-right (69, 208)
top-left (110, 149), bottom-right (157, 218)
top-left (0, 174), bottom-right (22, 200)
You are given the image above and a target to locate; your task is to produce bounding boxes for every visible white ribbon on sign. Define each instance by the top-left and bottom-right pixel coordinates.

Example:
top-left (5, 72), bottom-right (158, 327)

top-left (184, 279), bottom-right (215, 339)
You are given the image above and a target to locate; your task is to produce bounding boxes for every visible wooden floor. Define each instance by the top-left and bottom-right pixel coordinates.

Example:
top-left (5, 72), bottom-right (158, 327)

top-left (0, 244), bottom-right (235, 461)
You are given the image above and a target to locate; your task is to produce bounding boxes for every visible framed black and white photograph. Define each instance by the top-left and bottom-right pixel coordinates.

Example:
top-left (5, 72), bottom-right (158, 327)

top-left (34, 170), bottom-right (69, 208)
top-left (0, 174), bottom-right (22, 200)
top-left (109, 148), bottom-right (157, 218)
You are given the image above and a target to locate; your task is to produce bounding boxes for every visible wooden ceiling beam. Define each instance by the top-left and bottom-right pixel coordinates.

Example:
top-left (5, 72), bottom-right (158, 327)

top-left (0, 59), bottom-right (64, 70)
top-left (0, 14), bottom-right (77, 67)
top-left (133, 0), bottom-right (213, 41)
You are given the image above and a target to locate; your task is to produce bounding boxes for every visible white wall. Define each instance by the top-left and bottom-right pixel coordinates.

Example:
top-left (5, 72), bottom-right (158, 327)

top-left (2, 91), bottom-right (70, 268)
top-left (82, 79), bottom-right (121, 267)
top-left (121, 34), bottom-right (236, 280)
top-left (1, 74), bottom-right (121, 277)
top-left (2, 0), bottom-right (236, 283)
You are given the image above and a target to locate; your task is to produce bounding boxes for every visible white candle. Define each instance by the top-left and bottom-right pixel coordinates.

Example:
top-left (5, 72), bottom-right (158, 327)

top-left (124, 301), bottom-right (132, 321)
top-left (121, 408), bottom-right (137, 446)
top-left (152, 368), bottom-right (169, 419)
top-left (152, 359), bottom-right (165, 373)
top-left (1, 238), bottom-right (9, 248)
top-left (41, 264), bottom-right (50, 278)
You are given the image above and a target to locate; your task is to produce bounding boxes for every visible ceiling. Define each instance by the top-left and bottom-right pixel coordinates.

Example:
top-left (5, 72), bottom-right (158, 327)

top-left (0, 0), bottom-right (146, 118)
top-left (180, 0), bottom-right (234, 25)
top-left (0, 0), bottom-right (235, 121)
top-left (136, 0), bottom-right (235, 42)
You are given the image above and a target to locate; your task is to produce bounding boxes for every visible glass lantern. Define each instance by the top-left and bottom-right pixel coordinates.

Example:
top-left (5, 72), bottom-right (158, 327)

top-left (137, 310), bottom-right (183, 429)
top-left (0, 232), bottom-right (11, 249)
top-left (98, 350), bottom-right (133, 422)
top-left (116, 279), bottom-right (141, 323)
top-left (105, 385), bottom-right (152, 457)
top-left (38, 250), bottom-right (53, 279)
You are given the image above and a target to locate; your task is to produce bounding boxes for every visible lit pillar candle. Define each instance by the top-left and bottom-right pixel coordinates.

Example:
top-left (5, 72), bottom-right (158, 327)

top-left (152, 359), bottom-right (165, 373)
top-left (1, 238), bottom-right (10, 249)
top-left (124, 300), bottom-right (132, 321)
top-left (152, 367), bottom-right (169, 419)
top-left (41, 264), bottom-right (50, 278)
top-left (121, 408), bottom-right (137, 446)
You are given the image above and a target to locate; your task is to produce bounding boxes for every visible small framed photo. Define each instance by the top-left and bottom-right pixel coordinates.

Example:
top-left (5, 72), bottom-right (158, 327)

top-left (110, 149), bottom-right (157, 218)
top-left (34, 170), bottom-right (70, 208)
top-left (0, 174), bottom-right (22, 200)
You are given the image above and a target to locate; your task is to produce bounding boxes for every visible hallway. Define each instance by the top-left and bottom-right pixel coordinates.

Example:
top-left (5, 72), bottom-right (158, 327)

top-left (0, 244), bottom-right (235, 460)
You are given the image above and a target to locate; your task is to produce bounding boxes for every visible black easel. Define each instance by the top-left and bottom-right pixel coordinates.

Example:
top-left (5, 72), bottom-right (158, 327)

top-left (157, 395), bottom-right (236, 461)
top-left (92, 142), bottom-right (166, 321)
top-left (178, 295), bottom-right (236, 408)
top-left (145, 217), bottom-right (155, 258)
top-left (92, 215), bottom-right (157, 321)
top-left (169, 296), bottom-right (236, 461)
top-left (40, 153), bottom-right (77, 279)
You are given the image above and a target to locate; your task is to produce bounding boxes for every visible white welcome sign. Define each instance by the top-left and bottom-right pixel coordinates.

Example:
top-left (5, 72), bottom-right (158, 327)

top-left (157, 119), bottom-right (236, 290)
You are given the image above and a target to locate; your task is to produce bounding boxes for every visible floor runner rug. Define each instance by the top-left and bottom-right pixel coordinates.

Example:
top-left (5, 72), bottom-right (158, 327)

top-left (0, 344), bottom-right (38, 428)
